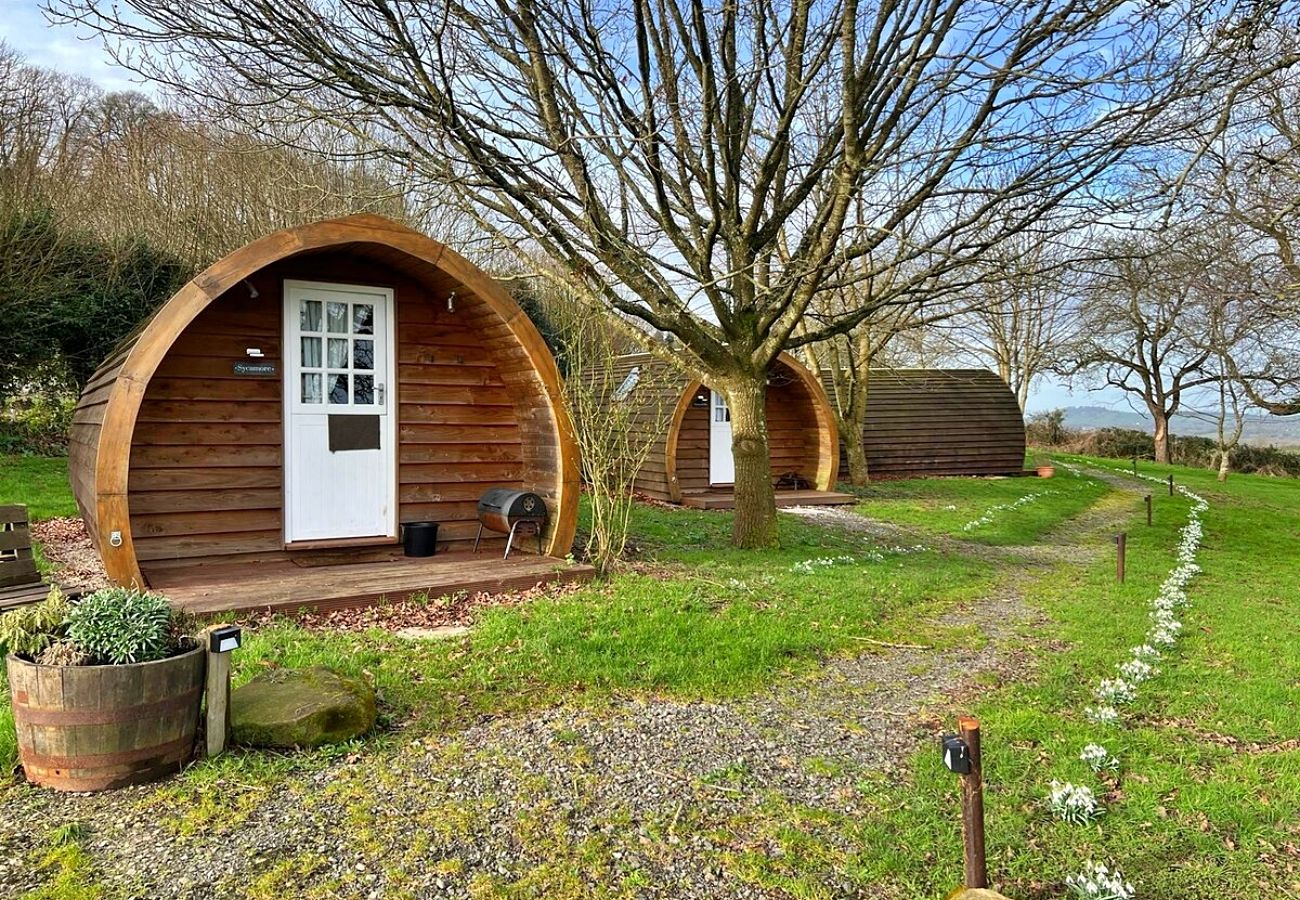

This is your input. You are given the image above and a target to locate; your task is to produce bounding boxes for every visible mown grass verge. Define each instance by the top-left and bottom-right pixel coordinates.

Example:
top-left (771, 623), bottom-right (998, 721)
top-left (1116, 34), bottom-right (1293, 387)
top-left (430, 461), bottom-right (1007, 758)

top-left (845, 469), bottom-right (1108, 545)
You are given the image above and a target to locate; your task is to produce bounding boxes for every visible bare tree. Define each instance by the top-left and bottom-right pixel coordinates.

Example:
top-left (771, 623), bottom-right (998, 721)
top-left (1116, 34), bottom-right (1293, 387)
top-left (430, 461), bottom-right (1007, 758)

top-left (940, 227), bottom-right (1080, 411)
top-left (1067, 236), bottom-right (1218, 464)
top-left (52, 0), bottom-right (1245, 546)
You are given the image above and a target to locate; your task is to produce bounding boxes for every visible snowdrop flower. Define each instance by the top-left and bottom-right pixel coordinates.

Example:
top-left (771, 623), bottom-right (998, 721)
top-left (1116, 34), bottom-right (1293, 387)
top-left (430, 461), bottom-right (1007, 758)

top-left (1080, 743), bottom-right (1120, 773)
top-left (1095, 677), bottom-right (1138, 706)
top-left (1067, 861), bottom-right (1136, 899)
top-left (1049, 781), bottom-right (1103, 824)
top-left (1117, 658), bottom-right (1158, 683)
top-left (1085, 705), bottom-right (1121, 726)
top-left (1130, 644), bottom-right (1161, 662)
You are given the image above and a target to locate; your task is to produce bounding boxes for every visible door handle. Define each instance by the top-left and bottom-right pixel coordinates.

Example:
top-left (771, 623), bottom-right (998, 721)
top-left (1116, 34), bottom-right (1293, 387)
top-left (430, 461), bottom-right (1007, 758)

top-left (377, 384), bottom-right (385, 407)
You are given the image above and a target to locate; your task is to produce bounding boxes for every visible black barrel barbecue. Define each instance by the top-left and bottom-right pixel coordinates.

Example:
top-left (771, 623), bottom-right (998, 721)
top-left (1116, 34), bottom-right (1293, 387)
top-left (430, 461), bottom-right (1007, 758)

top-left (475, 488), bottom-right (548, 558)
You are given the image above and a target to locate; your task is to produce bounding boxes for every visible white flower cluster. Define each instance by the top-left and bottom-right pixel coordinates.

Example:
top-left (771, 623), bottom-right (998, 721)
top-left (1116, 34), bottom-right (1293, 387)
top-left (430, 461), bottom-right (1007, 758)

top-left (789, 544), bottom-right (926, 574)
top-left (960, 490), bottom-right (1059, 531)
top-left (1085, 705), bottom-right (1121, 726)
top-left (1080, 743), bottom-right (1119, 773)
top-left (1117, 657), bottom-right (1158, 683)
top-left (790, 555), bottom-right (856, 574)
top-left (1067, 861), bottom-right (1136, 899)
top-left (1049, 780), bottom-right (1104, 824)
top-left (1094, 677), bottom-right (1138, 706)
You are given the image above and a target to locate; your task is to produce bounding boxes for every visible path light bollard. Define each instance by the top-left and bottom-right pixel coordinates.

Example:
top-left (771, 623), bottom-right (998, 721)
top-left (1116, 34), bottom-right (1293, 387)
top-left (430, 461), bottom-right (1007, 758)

top-left (1145, 494), bottom-right (1153, 527)
top-left (1168, 474), bottom-right (1175, 497)
top-left (942, 716), bottom-right (988, 889)
top-left (1115, 532), bottom-right (1127, 583)
top-left (202, 624), bottom-right (243, 757)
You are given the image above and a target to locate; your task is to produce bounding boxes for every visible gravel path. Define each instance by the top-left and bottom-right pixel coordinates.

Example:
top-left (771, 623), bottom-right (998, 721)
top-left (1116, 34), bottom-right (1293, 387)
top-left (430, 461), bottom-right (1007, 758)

top-left (0, 484), bottom-right (1137, 899)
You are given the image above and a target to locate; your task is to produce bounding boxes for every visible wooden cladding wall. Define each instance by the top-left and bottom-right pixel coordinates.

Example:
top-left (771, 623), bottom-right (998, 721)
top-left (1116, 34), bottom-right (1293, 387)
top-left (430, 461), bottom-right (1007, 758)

top-left (127, 255), bottom-right (529, 573)
top-left (840, 369), bottom-right (1026, 478)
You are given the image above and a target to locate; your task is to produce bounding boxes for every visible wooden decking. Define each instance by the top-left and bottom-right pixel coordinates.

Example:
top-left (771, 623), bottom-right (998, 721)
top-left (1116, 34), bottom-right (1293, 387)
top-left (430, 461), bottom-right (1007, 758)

top-left (147, 551), bottom-right (595, 615)
top-left (680, 489), bottom-right (857, 510)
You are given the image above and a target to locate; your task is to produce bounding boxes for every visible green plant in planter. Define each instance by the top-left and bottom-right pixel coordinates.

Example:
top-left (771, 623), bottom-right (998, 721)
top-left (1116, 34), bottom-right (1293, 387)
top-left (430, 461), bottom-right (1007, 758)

top-left (65, 588), bottom-right (175, 665)
top-left (0, 587), bottom-right (71, 657)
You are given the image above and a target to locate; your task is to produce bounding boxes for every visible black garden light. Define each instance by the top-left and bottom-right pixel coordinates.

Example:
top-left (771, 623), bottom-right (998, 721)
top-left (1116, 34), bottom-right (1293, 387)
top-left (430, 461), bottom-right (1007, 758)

top-left (208, 625), bottom-right (242, 654)
top-left (942, 733), bottom-right (972, 774)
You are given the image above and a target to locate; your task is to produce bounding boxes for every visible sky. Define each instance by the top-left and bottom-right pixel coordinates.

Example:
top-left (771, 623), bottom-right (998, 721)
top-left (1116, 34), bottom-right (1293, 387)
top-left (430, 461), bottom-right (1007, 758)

top-left (0, 0), bottom-right (1142, 418)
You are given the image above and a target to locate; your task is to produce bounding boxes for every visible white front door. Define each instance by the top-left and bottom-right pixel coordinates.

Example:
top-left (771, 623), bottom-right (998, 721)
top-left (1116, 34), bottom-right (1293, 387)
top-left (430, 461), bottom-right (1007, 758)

top-left (709, 389), bottom-right (735, 485)
top-left (283, 280), bottom-right (396, 543)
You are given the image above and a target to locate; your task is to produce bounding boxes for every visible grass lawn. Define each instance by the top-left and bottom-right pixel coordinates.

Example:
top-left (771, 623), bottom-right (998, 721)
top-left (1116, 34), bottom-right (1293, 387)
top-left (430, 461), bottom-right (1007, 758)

top-left (0, 455), bottom-right (77, 521)
top-left (846, 468), bottom-right (1108, 545)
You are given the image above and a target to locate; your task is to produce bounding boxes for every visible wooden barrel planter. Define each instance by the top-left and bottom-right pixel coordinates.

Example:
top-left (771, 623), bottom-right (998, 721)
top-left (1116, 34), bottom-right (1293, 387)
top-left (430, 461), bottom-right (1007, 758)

top-left (7, 644), bottom-right (205, 791)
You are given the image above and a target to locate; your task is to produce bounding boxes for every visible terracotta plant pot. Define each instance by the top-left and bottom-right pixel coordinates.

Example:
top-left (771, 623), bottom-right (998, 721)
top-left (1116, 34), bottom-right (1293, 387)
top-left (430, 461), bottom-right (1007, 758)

top-left (7, 644), bottom-right (205, 792)
top-left (1036, 465), bottom-right (1056, 478)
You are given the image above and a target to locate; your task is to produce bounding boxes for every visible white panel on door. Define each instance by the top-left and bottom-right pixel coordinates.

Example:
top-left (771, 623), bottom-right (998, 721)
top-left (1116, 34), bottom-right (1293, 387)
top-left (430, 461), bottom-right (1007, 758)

top-left (284, 281), bottom-right (396, 543)
top-left (709, 390), bottom-right (735, 485)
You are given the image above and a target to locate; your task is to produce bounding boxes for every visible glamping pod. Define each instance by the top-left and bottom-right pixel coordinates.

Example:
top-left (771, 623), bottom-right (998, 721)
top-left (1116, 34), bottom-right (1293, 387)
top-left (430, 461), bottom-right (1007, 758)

top-left (832, 368), bottom-right (1026, 478)
top-left (69, 215), bottom-right (581, 612)
top-left (612, 352), bottom-right (851, 509)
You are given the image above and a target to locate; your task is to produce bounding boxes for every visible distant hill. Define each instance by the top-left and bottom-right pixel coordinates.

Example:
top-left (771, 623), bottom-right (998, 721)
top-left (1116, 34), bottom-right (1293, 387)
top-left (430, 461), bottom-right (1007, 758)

top-left (1048, 406), bottom-right (1300, 447)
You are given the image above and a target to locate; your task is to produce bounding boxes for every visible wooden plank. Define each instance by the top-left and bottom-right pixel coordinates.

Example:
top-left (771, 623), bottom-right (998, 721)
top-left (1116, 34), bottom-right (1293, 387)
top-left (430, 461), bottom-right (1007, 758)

top-left (0, 526), bottom-right (32, 553)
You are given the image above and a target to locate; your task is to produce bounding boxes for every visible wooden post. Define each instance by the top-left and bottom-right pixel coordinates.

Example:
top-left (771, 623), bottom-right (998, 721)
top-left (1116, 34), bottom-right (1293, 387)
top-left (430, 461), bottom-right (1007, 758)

top-left (200, 624), bottom-right (233, 758)
top-left (1132, 456), bottom-right (1138, 476)
top-left (1144, 494), bottom-right (1152, 527)
top-left (958, 715), bottom-right (988, 889)
top-left (1167, 474), bottom-right (1175, 496)
top-left (1115, 532), bottom-right (1127, 583)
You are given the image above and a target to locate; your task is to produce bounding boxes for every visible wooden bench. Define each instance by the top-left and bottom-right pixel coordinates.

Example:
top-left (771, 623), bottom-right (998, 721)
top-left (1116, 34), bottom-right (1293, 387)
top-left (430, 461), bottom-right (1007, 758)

top-left (0, 504), bottom-right (54, 611)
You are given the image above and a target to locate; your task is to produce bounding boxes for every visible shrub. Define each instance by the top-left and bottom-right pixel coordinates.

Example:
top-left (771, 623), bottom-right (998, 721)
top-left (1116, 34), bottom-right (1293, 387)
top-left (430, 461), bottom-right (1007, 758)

top-left (65, 588), bottom-right (175, 665)
top-left (0, 588), bottom-right (71, 657)
top-left (0, 392), bottom-right (75, 455)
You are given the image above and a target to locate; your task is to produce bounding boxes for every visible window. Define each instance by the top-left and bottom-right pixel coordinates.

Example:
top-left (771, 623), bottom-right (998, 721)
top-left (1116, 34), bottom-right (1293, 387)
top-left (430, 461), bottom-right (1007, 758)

top-left (613, 366), bottom-right (641, 401)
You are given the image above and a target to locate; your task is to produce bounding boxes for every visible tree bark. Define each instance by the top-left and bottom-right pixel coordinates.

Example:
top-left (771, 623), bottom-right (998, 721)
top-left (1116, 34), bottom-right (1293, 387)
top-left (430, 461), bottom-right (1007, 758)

top-left (723, 374), bottom-right (778, 549)
top-left (1217, 450), bottom-right (1231, 482)
top-left (843, 422), bottom-right (871, 487)
top-left (1152, 410), bottom-right (1171, 464)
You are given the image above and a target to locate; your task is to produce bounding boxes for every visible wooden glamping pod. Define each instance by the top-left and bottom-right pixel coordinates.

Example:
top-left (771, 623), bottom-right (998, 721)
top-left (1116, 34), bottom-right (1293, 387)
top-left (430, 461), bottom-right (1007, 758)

top-left (69, 215), bottom-right (585, 614)
top-left (612, 352), bottom-right (853, 509)
top-left (837, 368), bottom-right (1027, 478)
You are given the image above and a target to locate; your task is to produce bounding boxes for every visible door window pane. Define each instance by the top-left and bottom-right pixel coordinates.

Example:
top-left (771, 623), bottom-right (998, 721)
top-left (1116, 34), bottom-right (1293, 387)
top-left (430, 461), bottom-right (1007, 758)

top-left (353, 374), bottom-right (375, 404)
top-left (352, 304), bottom-right (374, 335)
top-left (328, 374), bottom-right (349, 404)
top-left (353, 339), bottom-right (374, 370)
top-left (326, 302), bottom-right (348, 333)
top-left (300, 300), bottom-right (322, 332)
top-left (301, 337), bottom-right (321, 368)
top-left (301, 373), bottom-right (322, 404)
top-left (328, 338), bottom-right (349, 368)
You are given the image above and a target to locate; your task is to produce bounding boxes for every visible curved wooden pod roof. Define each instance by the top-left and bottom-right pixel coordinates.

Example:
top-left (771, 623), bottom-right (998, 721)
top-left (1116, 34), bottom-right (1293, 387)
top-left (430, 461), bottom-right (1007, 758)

top-left (826, 368), bottom-right (1026, 478)
top-left (69, 214), bottom-right (579, 587)
top-left (611, 350), bottom-right (840, 503)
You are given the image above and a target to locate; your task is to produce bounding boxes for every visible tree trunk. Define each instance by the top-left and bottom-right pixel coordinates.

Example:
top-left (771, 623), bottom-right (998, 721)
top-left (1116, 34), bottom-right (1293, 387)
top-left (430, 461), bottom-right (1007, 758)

top-left (1152, 411), bottom-right (1171, 464)
top-left (1217, 449), bottom-right (1231, 482)
top-left (843, 422), bottom-right (870, 486)
top-left (724, 374), bottom-right (778, 549)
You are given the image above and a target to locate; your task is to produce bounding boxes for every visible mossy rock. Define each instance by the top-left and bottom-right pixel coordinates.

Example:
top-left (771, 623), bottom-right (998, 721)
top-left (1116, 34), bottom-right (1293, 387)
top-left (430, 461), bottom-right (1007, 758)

top-left (231, 666), bottom-right (376, 749)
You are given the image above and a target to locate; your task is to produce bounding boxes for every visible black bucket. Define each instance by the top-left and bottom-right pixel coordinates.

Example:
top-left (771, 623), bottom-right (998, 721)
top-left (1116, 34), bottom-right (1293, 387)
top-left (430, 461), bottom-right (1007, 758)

top-left (402, 521), bottom-right (439, 557)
